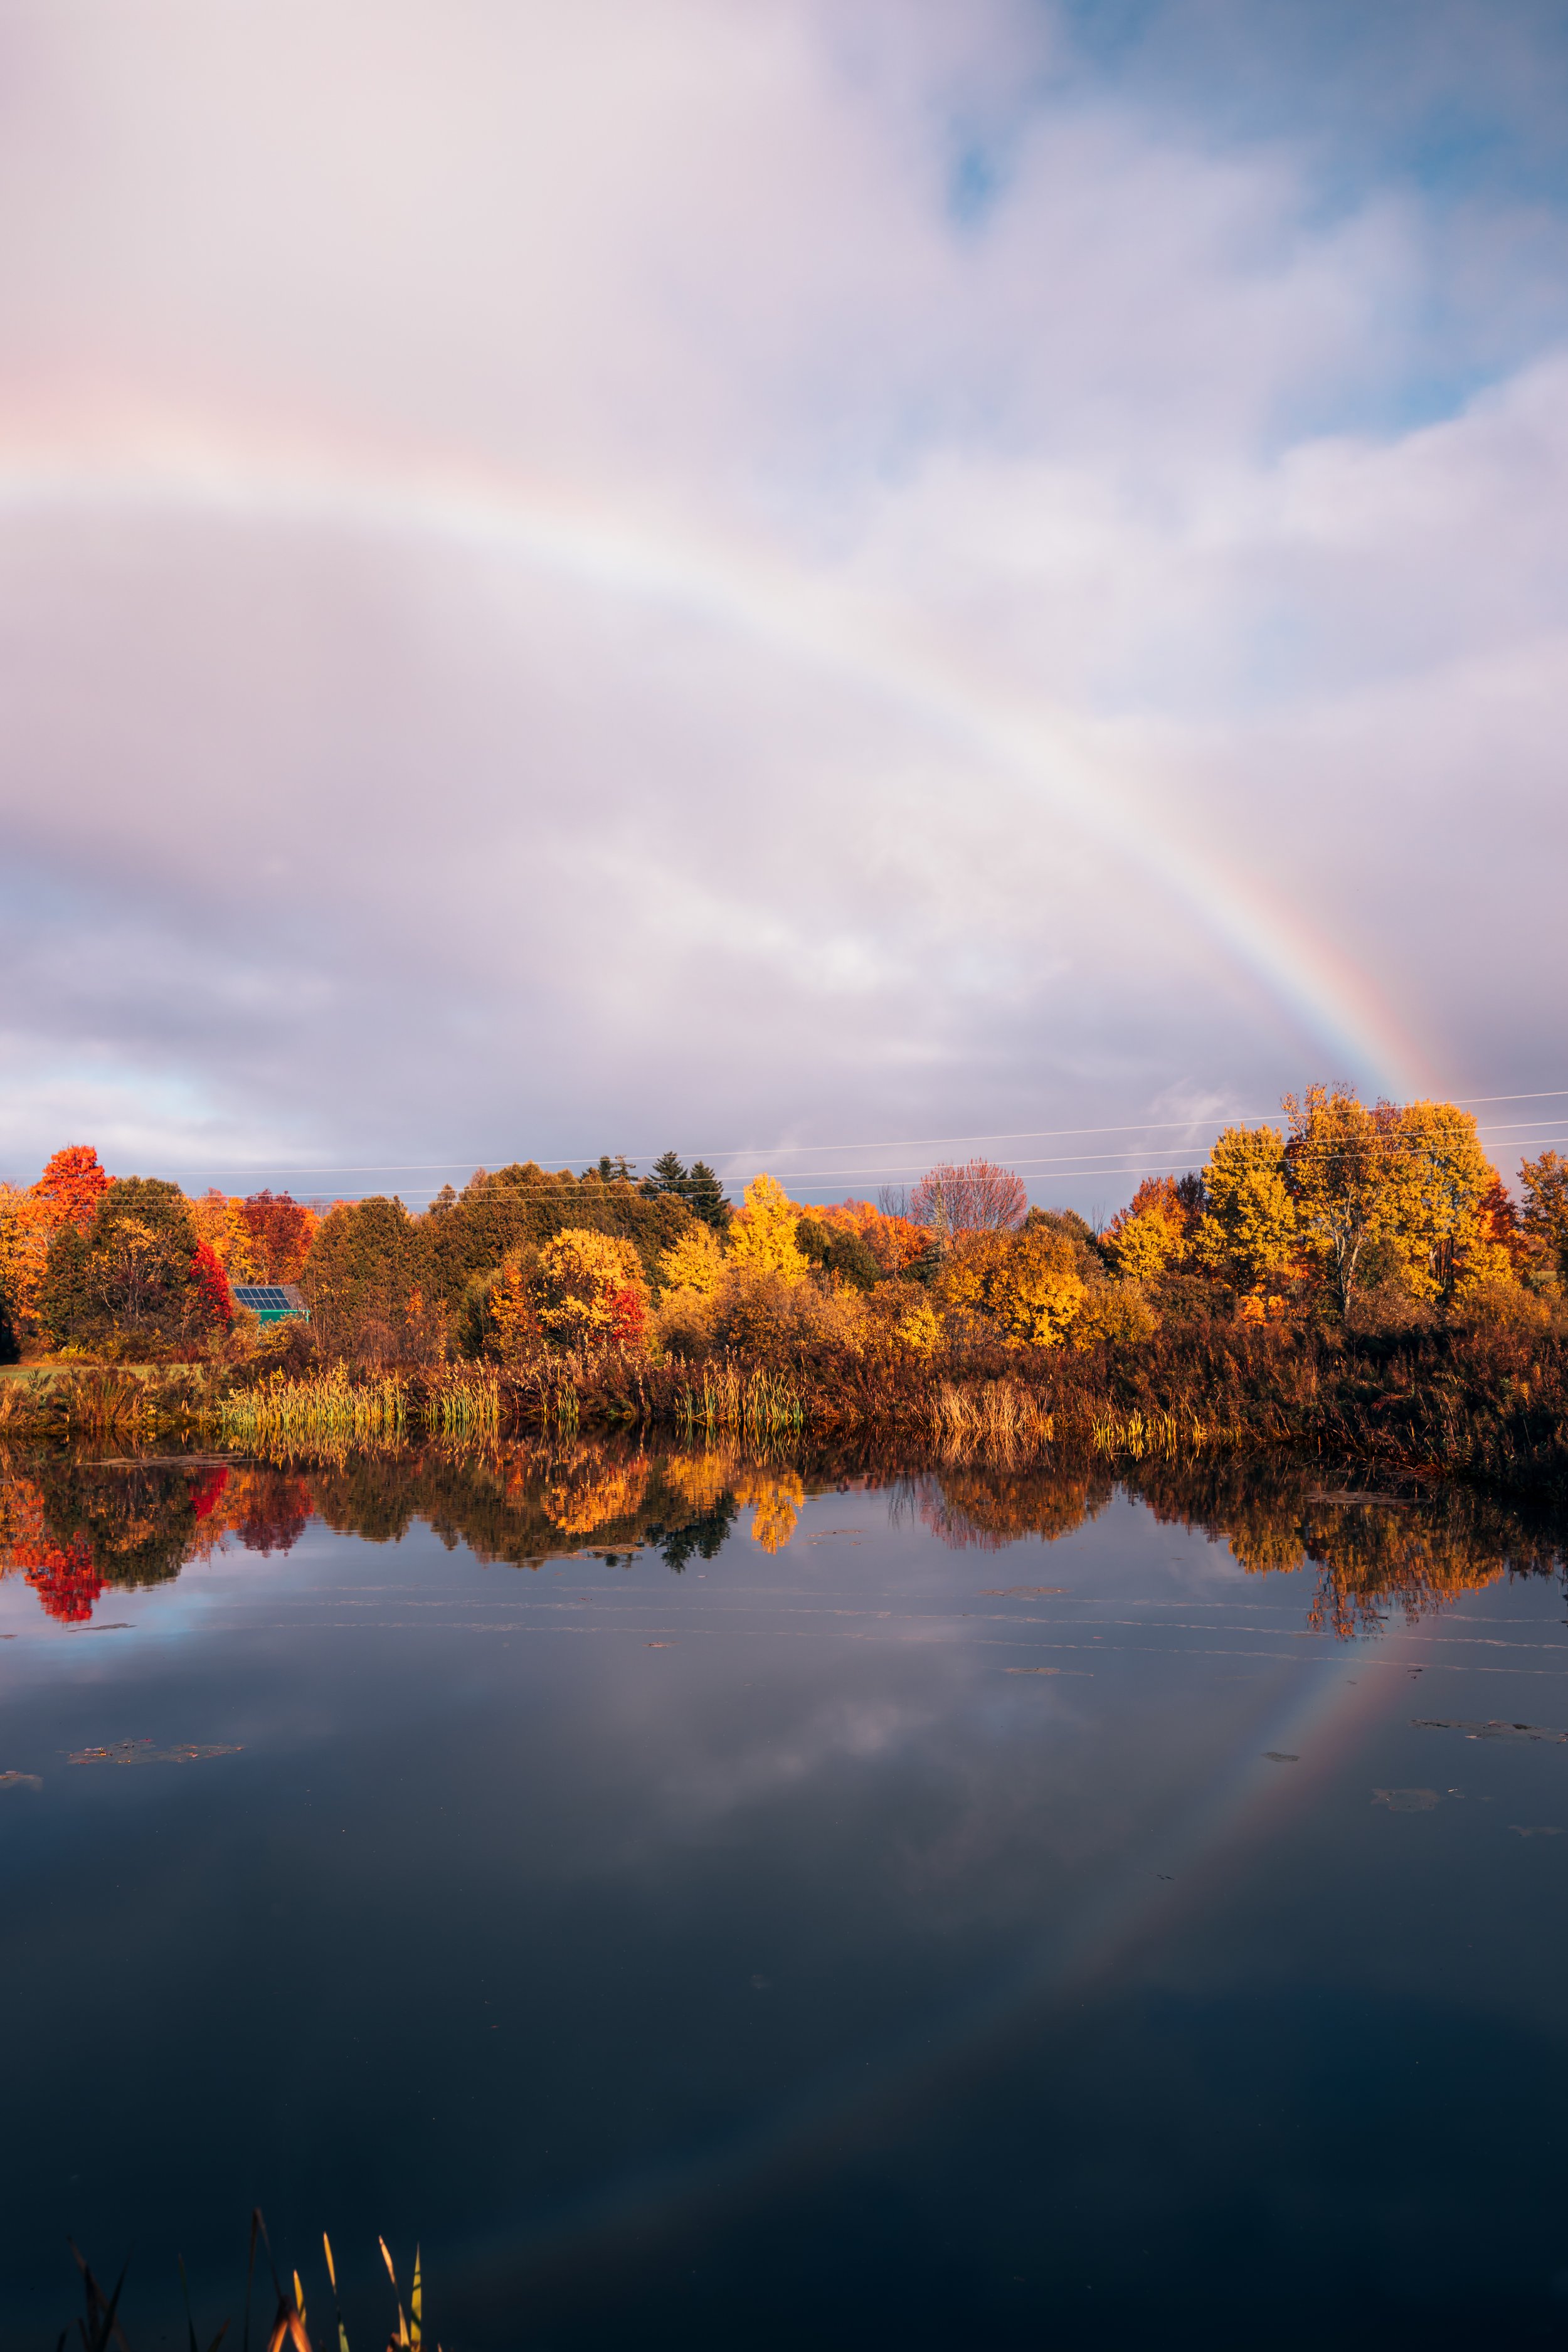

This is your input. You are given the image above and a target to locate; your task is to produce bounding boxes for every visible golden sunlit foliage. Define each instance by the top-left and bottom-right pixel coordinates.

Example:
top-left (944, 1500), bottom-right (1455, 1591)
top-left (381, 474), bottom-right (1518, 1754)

top-left (727, 1173), bottom-right (810, 1282)
top-left (5, 1082), bottom-right (1559, 1397)
top-left (1104, 1175), bottom-right (1190, 1285)
top-left (935, 1226), bottom-right (1087, 1348)
top-left (1194, 1125), bottom-right (1297, 1295)
top-left (658, 1221), bottom-right (726, 1298)
top-left (488, 1227), bottom-right (652, 1357)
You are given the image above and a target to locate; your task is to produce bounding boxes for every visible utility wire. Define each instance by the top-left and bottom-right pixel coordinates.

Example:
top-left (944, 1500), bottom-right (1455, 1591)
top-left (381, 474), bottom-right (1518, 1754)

top-left (117, 1088), bottom-right (1568, 1180)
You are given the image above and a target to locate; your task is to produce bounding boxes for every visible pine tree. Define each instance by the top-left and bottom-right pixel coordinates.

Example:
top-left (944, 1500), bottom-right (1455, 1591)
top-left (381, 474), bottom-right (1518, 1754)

top-left (643, 1150), bottom-right (689, 1196)
top-left (684, 1161), bottom-right (731, 1230)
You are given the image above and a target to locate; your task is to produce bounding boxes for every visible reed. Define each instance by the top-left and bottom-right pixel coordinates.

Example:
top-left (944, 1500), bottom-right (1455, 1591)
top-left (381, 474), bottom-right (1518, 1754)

top-left (676, 1359), bottom-right (804, 1441)
top-left (63, 2212), bottom-right (435, 2351)
top-left (928, 1377), bottom-right (1054, 1461)
top-left (423, 1362), bottom-right (501, 1439)
top-left (218, 1365), bottom-right (409, 1446)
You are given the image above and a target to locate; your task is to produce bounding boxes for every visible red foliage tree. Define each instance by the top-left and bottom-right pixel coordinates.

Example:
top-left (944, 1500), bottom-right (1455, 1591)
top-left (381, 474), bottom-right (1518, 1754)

top-left (34, 1145), bottom-right (110, 1233)
top-left (189, 1241), bottom-right (234, 1328)
top-left (238, 1190), bottom-right (314, 1281)
top-left (608, 1285), bottom-right (649, 1348)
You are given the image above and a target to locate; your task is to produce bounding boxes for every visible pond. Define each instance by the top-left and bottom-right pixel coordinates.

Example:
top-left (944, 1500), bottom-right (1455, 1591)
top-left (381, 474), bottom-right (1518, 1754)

top-left (3, 1440), bottom-right (1568, 2348)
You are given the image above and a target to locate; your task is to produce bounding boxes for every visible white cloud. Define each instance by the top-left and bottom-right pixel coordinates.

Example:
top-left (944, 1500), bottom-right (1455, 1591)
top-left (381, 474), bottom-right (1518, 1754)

top-left (1, 0), bottom-right (1565, 1197)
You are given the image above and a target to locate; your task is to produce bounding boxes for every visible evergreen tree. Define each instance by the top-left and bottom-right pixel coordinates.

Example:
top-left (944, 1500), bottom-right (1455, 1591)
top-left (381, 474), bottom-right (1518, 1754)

top-left (684, 1161), bottom-right (731, 1230)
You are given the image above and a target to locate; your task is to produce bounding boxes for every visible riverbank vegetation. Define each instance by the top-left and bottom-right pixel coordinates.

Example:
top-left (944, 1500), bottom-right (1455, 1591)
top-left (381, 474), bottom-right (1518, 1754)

top-left (3, 1088), bottom-right (1567, 1490)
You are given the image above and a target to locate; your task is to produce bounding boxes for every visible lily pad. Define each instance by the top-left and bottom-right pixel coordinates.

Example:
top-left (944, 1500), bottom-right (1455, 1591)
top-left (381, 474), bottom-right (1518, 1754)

top-left (68, 1740), bottom-right (241, 1767)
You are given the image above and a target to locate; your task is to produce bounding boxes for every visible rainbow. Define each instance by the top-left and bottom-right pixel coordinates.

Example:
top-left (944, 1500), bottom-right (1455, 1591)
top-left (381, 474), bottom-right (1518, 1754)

top-left (0, 400), bottom-right (1435, 1100)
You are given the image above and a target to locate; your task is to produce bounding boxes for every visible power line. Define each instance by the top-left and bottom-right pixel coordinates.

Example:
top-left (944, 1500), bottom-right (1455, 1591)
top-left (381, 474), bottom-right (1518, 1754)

top-left (106, 1086), bottom-right (1568, 1181)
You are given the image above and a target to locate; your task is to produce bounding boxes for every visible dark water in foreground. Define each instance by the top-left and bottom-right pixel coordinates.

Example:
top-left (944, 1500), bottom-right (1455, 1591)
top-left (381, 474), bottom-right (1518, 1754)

top-left (4, 1443), bottom-right (1568, 2348)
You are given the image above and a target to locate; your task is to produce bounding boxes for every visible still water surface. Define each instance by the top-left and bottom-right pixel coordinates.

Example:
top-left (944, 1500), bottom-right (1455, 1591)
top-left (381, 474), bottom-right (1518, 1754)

top-left (3, 1444), bottom-right (1567, 2347)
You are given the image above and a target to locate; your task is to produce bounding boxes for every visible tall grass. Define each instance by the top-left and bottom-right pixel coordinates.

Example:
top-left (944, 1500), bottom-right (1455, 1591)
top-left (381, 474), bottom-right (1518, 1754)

top-left (929, 1377), bottom-right (1053, 1461)
top-left (676, 1360), bottom-right (805, 1442)
top-left (218, 1365), bottom-right (408, 1446)
top-left (423, 1363), bottom-right (501, 1439)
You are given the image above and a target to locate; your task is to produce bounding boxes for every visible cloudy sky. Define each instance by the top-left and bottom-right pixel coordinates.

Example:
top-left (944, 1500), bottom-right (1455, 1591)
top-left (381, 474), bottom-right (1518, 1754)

top-left (3, 0), bottom-right (1567, 1211)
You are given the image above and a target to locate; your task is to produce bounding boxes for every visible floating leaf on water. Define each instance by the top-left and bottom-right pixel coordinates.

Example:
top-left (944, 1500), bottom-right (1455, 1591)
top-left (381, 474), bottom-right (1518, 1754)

top-left (1373, 1788), bottom-right (1440, 1812)
top-left (68, 1740), bottom-right (242, 1767)
top-left (0, 1771), bottom-right (41, 1791)
top-left (1412, 1719), bottom-right (1568, 1743)
top-left (1509, 1825), bottom-right (1566, 1838)
top-left (1263, 1752), bottom-right (1300, 1763)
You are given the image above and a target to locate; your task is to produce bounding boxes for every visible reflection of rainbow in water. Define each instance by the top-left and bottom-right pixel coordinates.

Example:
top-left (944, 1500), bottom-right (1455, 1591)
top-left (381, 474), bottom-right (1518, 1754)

top-left (0, 404), bottom-right (1434, 1099)
top-left (455, 1600), bottom-right (1419, 2291)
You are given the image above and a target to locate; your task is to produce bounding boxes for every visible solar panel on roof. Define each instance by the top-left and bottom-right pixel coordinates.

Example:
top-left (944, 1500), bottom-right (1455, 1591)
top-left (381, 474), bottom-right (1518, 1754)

top-left (234, 1285), bottom-right (293, 1308)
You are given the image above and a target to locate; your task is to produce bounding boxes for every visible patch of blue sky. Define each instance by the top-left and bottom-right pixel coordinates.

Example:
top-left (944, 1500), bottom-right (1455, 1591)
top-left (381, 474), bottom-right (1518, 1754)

top-left (1050, 0), bottom-right (1568, 214)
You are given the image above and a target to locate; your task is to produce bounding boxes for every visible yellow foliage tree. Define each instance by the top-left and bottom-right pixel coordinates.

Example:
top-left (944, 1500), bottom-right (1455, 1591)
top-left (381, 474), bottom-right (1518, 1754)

top-left (188, 1190), bottom-right (265, 1281)
top-left (658, 1221), bottom-right (726, 1297)
top-left (1195, 1125), bottom-right (1298, 1295)
top-left (1103, 1177), bottom-right (1189, 1286)
top-left (485, 1256), bottom-right (540, 1361)
top-left (1283, 1085), bottom-right (1401, 1316)
top-left (727, 1174), bottom-right (808, 1283)
top-left (1385, 1100), bottom-right (1511, 1303)
top-left (935, 1226), bottom-right (1086, 1348)
top-left (532, 1227), bottom-right (649, 1349)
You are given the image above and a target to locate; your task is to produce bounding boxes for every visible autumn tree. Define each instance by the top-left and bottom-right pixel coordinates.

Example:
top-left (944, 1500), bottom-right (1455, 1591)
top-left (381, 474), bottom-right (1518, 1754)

top-left (188, 1191), bottom-right (258, 1279)
top-left (189, 1242), bottom-right (235, 1330)
top-left (1282, 1086), bottom-right (1402, 1317)
top-left (1384, 1100), bottom-right (1510, 1303)
top-left (658, 1222), bottom-right (727, 1297)
top-left (34, 1145), bottom-right (110, 1232)
top-left (911, 1158), bottom-right (1027, 1240)
top-left (1520, 1150), bottom-right (1568, 1290)
top-left (529, 1228), bottom-right (650, 1350)
top-left (728, 1175), bottom-right (809, 1282)
top-left (238, 1189), bottom-right (317, 1282)
top-left (935, 1225), bottom-right (1087, 1348)
top-left (1195, 1127), bottom-right (1297, 1295)
top-left (1104, 1175), bottom-right (1192, 1286)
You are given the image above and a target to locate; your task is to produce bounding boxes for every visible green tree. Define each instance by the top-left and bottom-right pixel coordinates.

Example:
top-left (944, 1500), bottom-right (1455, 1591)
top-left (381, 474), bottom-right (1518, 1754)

top-left (796, 1217), bottom-right (881, 1292)
top-left (684, 1161), bottom-right (731, 1231)
top-left (300, 1197), bottom-right (437, 1362)
top-left (39, 1177), bottom-right (199, 1348)
top-left (643, 1150), bottom-right (690, 1197)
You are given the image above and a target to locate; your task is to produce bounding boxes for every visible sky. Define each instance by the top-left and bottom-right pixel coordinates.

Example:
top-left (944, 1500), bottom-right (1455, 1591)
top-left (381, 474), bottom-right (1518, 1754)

top-left (3, 0), bottom-right (1567, 1214)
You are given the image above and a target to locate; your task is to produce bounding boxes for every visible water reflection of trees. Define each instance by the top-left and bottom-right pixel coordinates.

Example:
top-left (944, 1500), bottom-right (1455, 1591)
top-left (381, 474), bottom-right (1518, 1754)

top-left (0, 1449), bottom-right (312, 1623)
top-left (3, 1439), bottom-right (1564, 1634)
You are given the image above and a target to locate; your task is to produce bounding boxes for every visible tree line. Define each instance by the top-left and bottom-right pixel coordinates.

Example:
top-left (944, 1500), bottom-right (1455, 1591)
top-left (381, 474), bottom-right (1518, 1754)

top-left (3, 1092), bottom-right (1566, 1368)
